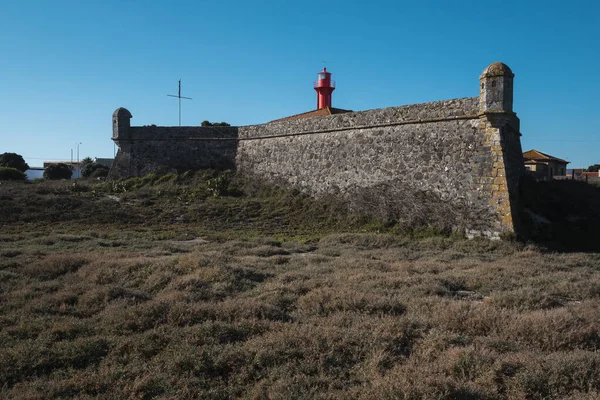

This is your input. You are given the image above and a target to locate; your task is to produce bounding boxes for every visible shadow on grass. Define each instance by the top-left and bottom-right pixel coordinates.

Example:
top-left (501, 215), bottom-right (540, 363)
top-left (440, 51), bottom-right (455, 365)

top-left (519, 177), bottom-right (600, 252)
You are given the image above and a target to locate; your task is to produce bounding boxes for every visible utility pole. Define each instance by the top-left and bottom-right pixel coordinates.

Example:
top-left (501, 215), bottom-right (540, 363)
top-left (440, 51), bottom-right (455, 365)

top-left (167, 80), bottom-right (192, 126)
top-left (74, 142), bottom-right (82, 178)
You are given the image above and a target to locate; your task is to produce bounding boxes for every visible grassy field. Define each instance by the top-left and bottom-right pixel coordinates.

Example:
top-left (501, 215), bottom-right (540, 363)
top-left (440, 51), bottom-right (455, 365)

top-left (1, 175), bottom-right (600, 399)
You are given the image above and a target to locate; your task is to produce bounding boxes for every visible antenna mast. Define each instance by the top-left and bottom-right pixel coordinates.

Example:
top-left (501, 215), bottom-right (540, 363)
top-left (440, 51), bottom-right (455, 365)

top-left (167, 80), bottom-right (192, 126)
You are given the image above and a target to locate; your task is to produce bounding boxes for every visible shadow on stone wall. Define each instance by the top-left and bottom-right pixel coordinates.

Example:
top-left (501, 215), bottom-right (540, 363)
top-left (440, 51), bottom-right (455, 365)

top-left (519, 177), bottom-right (600, 252)
top-left (110, 126), bottom-right (239, 178)
top-left (337, 182), bottom-right (497, 236)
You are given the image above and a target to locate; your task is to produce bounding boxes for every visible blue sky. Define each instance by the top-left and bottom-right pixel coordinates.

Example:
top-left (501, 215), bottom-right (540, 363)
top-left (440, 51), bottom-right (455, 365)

top-left (1, 0), bottom-right (598, 168)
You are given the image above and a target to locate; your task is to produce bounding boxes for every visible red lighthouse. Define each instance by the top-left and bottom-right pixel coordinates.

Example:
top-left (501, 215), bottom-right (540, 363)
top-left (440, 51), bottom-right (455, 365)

top-left (314, 67), bottom-right (335, 109)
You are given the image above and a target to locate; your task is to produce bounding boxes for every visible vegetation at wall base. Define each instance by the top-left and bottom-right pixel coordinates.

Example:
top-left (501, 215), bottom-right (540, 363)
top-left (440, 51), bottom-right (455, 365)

top-left (81, 162), bottom-right (109, 178)
top-left (0, 170), bottom-right (386, 239)
top-left (1, 170), bottom-right (600, 399)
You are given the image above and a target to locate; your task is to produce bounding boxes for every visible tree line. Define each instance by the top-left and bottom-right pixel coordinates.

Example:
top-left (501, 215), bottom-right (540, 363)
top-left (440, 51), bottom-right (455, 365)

top-left (0, 153), bottom-right (109, 181)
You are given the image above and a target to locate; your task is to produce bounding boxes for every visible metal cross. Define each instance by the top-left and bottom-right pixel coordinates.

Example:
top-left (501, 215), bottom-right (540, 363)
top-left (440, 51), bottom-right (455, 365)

top-left (167, 80), bottom-right (192, 126)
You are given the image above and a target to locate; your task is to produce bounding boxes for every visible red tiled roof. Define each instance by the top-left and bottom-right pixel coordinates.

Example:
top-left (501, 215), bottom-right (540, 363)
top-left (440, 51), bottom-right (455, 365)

top-left (580, 171), bottom-right (600, 177)
top-left (523, 149), bottom-right (569, 164)
top-left (270, 107), bottom-right (352, 123)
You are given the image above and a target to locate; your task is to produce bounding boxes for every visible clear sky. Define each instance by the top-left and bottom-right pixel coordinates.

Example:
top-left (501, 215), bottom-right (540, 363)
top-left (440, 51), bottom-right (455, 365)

top-left (1, 0), bottom-right (598, 168)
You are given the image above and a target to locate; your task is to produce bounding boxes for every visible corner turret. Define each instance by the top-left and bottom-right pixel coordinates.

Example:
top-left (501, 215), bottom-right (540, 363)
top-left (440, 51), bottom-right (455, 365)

top-left (112, 107), bottom-right (132, 139)
top-left (479, 62), bottom-right (514, 114)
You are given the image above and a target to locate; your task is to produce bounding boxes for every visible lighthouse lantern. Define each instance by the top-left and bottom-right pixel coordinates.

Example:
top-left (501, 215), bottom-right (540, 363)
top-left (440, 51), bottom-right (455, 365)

top-left (314, 67), bottom-right (335, 109)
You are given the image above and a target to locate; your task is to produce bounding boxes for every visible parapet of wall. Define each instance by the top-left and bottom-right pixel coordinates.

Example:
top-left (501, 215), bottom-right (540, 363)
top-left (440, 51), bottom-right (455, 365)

top-left (110, 126), bottom-right (238, 178)
top-left (240, 97), bottom-right (480, 139)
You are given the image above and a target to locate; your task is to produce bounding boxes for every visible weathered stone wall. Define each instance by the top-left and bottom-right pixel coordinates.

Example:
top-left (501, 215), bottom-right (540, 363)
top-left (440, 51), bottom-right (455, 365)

top-left (235, 97), bottom-right (516, 236)
top-left (110, 126), bottom-right (238, 178)
top-left (471, 114), bottom-right (524, 236)
top-left (110, 63), bottom-right (525, 237)
top-left (240, 97), bottom-right (480, 140)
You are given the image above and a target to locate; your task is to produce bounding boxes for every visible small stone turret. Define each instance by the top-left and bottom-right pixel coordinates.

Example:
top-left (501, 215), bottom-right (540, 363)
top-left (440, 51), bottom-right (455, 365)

top-left (112, 107), bottom-right (132, 139)
top-left (479, 62), bottom-right (514, 114)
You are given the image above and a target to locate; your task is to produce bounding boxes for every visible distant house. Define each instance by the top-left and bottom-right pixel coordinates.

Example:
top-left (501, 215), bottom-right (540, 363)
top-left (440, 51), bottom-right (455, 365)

top-left (523, 149), bottom-right (570, 180)
top-left (567, 168), bottom-right (585, 179)
top-left (581, 171), bottom-right (600, 178)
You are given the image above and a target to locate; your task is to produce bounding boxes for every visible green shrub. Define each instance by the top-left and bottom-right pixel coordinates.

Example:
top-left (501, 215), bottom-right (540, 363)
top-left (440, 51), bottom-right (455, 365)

top-left (206, 170), bottom-right (242, 197)
top-left (0, 167), bottom-right (26, 181)
top-left (90, 167), bottom-right (109, 179)
top-left (0, 153), bottom-right (29, 172)
top-left (201, 121), bottom-right (231, 127)
top-left (206, 175), bottom-right (229, 197)
top-left (44, 164), bottom-right (73, 180)
top-left (82, 163), bottom-right (109, 178)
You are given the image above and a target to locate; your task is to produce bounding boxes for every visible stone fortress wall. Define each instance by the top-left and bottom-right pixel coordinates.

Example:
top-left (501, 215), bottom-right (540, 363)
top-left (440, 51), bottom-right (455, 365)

top-left (110, 63), bottom-right (525, 237)
top-left (109, 123), bottom-right (239, 177)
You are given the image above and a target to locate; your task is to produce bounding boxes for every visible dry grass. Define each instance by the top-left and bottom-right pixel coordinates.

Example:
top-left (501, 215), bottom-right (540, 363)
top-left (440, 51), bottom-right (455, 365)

top-left (1, 228), bottom-right (600, 399)
top-left (1, 177), bottom-right (600, 398)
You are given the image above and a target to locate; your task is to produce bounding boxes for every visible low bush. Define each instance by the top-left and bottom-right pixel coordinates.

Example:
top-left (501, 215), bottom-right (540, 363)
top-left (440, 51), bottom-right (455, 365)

top-left (44, 163), bottom-right (73, 180)
top-left (0, 167), bottom-right (26, 181)
top-left (0, 152), bottom-right (28, 172)
top-left (22, 255), bottom-right (88, 280)
top-left (82, 163), bottom-right (109, 178)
